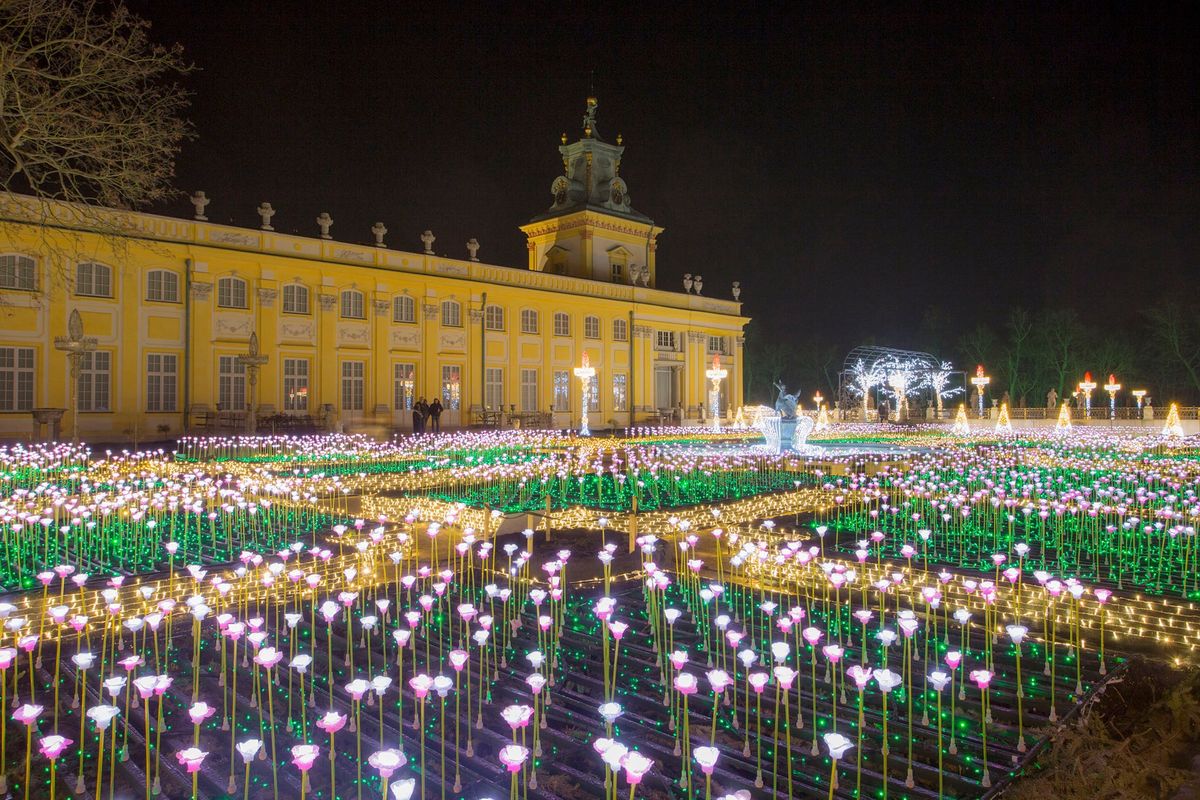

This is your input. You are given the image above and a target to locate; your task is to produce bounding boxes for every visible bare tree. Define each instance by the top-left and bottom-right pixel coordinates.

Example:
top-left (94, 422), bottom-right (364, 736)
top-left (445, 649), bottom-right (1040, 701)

top-left (0, 0), bottom-right (191, 211)
top-left (1143, 301), bottom-right (1200, 398)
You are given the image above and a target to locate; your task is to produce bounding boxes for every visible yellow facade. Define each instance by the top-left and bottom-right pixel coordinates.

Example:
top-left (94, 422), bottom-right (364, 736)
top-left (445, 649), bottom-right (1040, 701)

top-left (0, 196), bottom-right (747, 442)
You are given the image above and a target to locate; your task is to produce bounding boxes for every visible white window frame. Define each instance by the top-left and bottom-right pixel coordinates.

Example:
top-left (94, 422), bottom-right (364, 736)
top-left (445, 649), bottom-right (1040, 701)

top-left (520, 368), bottom-right (538, 413)
top-left (520, 309), bottom-right (539, 334)
top-left (612, 319), bottom-right (628, 341)
top-left (393, 295), bottom-right (416, 323)
top-left (707, 335), bottom-right (727, 354)
top-left (484, 305), bottom-right (505, 331)
top-left (553, 370), bottom-right (570, 412)
top-left (282, 284), bottom-right (310, 314)
top-left (393, 362), bottom-right (416, 410)
top-left (0, 254), bottom-right (37, 291)
top-left (584, 316), bottom-right (600, 340)
top-left (655, 330), bottom-right (678, 351)
top-left (217, 277), bottom-right (248, 309)
top-left (0, 347), bottom-right (35, 411)
top-left (146, 270), bottom-right (180, 303)
top-left (218, 356), bottom-right (246, 411)
top-left (553, 312), bottom-right (570, 337)
top-left (283, 358), bottom-right (309, 411)
top-left (146, 353), bottom-right (177, 412)
top-left (612, 373), bottom-right (628, 412)
top-left (341, 289), bottom-right (365, 319)
top-left (76, 262), bottom-right (112, 298)
top-left (441, 364), bottom-right (462, 410)
top-left (587, 372), bottom-right (600, 412)
top-left (341, 360), bottom-right (365, 411)
top-left (485, 367), bottom-right (504, 410)
top-left (441, 300), bottom-right (462, 328)
top-left (77, 350), bottom-right (111, 412)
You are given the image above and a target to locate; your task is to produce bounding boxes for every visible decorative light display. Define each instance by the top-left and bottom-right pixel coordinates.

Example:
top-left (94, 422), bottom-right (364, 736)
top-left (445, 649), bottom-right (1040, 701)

top-left (1132, 389), bottom-right (1147, 414)
top-left (970, 366), bottom-right (990, 416)
top-left (706, 355), bottom-right (728, 432)
top-left (1104, 374), bottom-right (1121, 419)
top-left (1078, 372), bottom-right (1098, 416)
top-left (0, 423), bottom-right (1196, 800)
top-left (574, 353), bottom-right (596, 437)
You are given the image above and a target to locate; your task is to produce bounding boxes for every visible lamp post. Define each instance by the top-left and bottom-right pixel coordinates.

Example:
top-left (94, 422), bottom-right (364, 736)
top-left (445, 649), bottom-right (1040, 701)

top-left (1078, 372), bottom-right (1097, 418)
top-left (573, 352), bottom-right (595, 437)
top-left (705, 355), bottom-right (727, 431)
top-left (1132, 389), bottom-right (1147, 419)
top-left (236, 333), bottom-right (270, 434)
top-left (1104, 374), bottom-right (1121, 419)
top-left (970, 365), bottom-right (990, 417)
top-left (54, 310), bottom-right (98, 443)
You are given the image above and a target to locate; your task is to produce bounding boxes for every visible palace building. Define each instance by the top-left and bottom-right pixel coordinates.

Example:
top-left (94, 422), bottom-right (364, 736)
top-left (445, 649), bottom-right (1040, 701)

top-left (0, 100), bottom-right (747, 441)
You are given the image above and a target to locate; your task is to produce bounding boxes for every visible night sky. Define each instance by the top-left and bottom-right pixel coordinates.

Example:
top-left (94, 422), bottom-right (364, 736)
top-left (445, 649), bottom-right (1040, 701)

top-left (134, 3), bottom-right (1198, 352)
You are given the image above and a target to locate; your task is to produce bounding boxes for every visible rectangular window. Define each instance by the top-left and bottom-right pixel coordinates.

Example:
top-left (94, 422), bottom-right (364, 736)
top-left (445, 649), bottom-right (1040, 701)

top-left (611, 262), bottom-right (624, 282)
top-left (584, 316), bottom-right (600, 339)
top-left (0, 256), bottom-right (36, 291)
top-left (218, 356), bottom-right (246, 411)
top-left (76, 263), bottom-right (112, 298)
top-left (341, 291), bottom-right (364, 319)
top-left (553, 313), bottom-right (570, 337)
top-left (341, 361), bottom-right (365, 411)
top-left (485, 306), bottom-right (505, 331)
top-left (520, 368), bottom-right (538, 413)
top-left (146, 353), bottom-right (178, 412)
top-left (393, 362), bottom-right (416, 411)
top-left (485, 367), bottom-right (504, 410)
top-left (520, 309), bottom-right (538, 334)
top-left (441, 365), bottom-right (461, 410)
top-left (283, 358), bottom-right (309, 411)
top-left (655, 330), bottom-right (677, 350)
top-left (442, 302), bottom-right (462, 328)
top-left (282, 285), bottom-right (309, 314)
top-left (612, 373), bottom-right (628, 412)
top-left (553, 370), bottom-right (570, 412)
top-left (78, 351), bottom-right (111, 412)
top-left (707, 335), bottom-right (726, 354)
top-left (393, 296), bottom-right (415, 323)
top-left (217, 278), bottom-right (247, 309)
top-left (612, 319), bottom-right (628, 341)
top-left (146, 270), bottom-right (180, 303)
top-left (0, 347), bottom-right (35, 411)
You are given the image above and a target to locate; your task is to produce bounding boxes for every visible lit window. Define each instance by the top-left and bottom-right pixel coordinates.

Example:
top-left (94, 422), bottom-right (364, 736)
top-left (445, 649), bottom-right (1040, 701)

top-left (553, 370), bottom-right (570, 411)
top-left (393, 363), bottom-right (416, 410)
top-left (612, 373), bottom-right (627, 412)
top-left (283, 358), bottom-right (309, 411)
top-left (441, 365), bottom-right (461, 410)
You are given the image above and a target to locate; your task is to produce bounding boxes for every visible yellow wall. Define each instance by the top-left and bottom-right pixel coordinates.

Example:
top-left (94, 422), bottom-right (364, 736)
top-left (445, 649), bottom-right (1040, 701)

top-left (0, 197), bottom-right (747, 441)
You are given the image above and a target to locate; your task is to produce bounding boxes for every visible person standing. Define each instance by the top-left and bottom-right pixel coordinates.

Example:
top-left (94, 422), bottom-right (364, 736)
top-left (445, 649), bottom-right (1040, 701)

top-left (428, 397), bottom-right (443, 433)
top-left (413, 397), bottom-right (426, 434)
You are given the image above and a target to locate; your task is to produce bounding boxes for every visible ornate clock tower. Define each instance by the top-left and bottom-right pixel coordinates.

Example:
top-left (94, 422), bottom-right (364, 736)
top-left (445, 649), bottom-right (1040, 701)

top-left (519, 97), bottom-right (663, 287)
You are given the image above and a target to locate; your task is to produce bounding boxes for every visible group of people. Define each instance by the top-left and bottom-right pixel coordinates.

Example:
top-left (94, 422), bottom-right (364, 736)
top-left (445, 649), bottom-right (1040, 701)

top-left (411, 397), bottom-right (442, 433)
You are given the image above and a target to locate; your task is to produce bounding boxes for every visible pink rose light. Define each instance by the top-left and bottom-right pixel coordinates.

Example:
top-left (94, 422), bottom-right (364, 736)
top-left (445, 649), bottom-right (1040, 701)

top-left (12, 704), bottom-right (42, 726)
top-left (673, 673), bottom-right (698, 695)
top-left (175, 747), bottom-right (208, 773)
top-left (316, 711), bottom-right (347, 734)
top-left (188, 701), bottom-right (216, 726)
top-left (39, 735), bottom-right (72, 760)
top-left (622, 751), bottom-right (654, 785)
top-left (498, 744), bottom-right (530, 773)
top-left (291, 744), bottom-right (320, 771)
top-left (693, 745), bottom-right (720, 775)
top-left (369, 748), bottom-right (404, 779)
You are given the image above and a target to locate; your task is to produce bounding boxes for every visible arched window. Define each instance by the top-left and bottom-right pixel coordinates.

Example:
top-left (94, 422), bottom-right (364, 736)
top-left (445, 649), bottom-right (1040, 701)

top-left (217, 276), bottom-right (248, 308)
top-left (146, 269), bottom-right (179, 302)
top-left (393, 295), bottom-right (415, 323)
top-left (441, 300), bottom-right (462, 328)
top-left (520, 309), bottom-right (539, 334)
top-left (341, 289), bottom-right (365, 319)
top-left (282, 284), bottom-right (310, 314)
top-left (612, 319), bottom-right (628, 341)
top-left (484, 304), bottom-right (505, 331)
top-left (553, 312), bottom-right (570, 337)
top-left (0, 254), bottom-right (36, 291)
top-left (584, 315), bottom-right (600, 339)
top-left (76, 262), bottom-right (112, 298)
